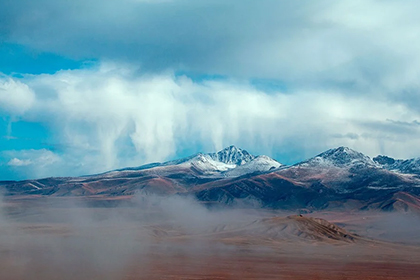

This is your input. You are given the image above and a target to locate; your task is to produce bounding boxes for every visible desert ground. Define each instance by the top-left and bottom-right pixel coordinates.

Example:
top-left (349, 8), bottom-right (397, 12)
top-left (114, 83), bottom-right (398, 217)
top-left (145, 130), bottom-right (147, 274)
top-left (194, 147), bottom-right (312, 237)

top-left (0, 197), bottom-right (420, 280)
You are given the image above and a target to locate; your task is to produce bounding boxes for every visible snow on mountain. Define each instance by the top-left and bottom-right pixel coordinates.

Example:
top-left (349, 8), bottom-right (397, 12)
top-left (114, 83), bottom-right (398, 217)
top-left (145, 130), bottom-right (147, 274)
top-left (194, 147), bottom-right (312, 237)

top-left (393, 158), bottom-right (420, 175)
top-left (179, 153), bottom-right (237, 173)
top-left (224, 155), bottom-right (283, 177)
top-left (374, 155), bottom-right (420, 175)
top-left (111, 145), bottom-right (278, 177)
top-left (208, 145), bottom-right (255, 165)
top-left (178, 146), bottom-right (280, 176)
top-left (298, 146), bottom-right (376, 168)
top-left (373, 155), bottom-right (397, 166)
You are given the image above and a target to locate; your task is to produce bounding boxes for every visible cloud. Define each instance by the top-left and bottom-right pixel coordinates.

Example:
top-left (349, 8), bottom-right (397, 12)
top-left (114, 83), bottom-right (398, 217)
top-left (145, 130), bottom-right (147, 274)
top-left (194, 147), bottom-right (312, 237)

top-left (7, 158), bottom-right (32, 166)
top-left (1, 0), bottom-right (419, 95)
top-left (0, 63), bottom-right (419, 180)
top-left (0, 77), bottom-right (35, 115)
top-left (331, 133), bottom-right (360, 140)
top-left (2, 149), bottom-right (61, 179)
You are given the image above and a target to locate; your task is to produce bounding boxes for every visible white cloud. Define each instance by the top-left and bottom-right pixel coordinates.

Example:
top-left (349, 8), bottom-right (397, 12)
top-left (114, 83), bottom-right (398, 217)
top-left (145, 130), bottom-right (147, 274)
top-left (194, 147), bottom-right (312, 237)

top-left (1, 63), bottom-right (419, 180)
top-left (7, 158), bottom-right (32, 167)
top-left (4, 149), bottom-right (60, 167)
top-left (3, 149), bottom-right (62, 179)
top-left (0, 77), bottom-right (36, 115)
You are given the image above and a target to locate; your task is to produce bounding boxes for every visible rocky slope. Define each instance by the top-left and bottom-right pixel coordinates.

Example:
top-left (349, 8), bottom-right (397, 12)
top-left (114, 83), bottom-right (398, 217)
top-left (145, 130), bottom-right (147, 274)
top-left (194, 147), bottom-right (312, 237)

top-left (1, 146), bottom-right (420, 212)
top-left (374, 155), bottom-right (420, 175)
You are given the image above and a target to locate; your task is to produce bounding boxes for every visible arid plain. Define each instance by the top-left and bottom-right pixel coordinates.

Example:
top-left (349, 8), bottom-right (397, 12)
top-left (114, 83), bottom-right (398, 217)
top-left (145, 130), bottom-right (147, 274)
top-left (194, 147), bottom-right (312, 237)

top-left (0, 197), bottom-right (419, 280)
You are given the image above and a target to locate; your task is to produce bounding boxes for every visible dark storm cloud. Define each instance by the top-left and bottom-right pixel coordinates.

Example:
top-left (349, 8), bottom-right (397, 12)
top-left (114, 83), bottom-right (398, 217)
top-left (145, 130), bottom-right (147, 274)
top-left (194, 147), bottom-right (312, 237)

top-left (359, 119), bottom-right (420, 137)
top-left (2, 0), bottom-right (295, 72)
top-left (2, 0), bottom-right (418, 89)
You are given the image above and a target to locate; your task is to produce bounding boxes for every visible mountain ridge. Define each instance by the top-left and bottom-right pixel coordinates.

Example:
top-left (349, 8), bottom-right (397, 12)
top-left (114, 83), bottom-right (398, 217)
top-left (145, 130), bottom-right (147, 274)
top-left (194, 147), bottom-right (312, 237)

top-left (1, 145), bottom-right (420, 213)
top-left (373, 155), bottom-right (420, 175)
top-left (113, 145), bottom-right (281, 177)
top-left (297, 146), bottom-right (377, 168)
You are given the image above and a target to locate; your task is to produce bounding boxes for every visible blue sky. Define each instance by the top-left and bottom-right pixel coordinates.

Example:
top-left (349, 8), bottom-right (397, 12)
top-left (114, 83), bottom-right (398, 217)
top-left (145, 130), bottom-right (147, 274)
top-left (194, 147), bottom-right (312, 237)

top-left (1, 0), bottom-right (420, 180)
top-left (0, 42), bottom-right (86, 75)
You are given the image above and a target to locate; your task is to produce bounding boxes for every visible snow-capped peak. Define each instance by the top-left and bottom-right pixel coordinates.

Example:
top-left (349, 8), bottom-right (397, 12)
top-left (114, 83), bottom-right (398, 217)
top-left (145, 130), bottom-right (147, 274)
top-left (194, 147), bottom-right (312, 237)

top-left (187, 153), bottom-right (236, 172)
top-left (300, 146), bottom-right (375, 167)
top-left (115, 146), bottom-right (283, 177)
top-left (208, 145), bottom-right (255, 165)
top-left (174, 146), bottom-right (283, 176)
top-left (224, 155), bottom-right (283, 176)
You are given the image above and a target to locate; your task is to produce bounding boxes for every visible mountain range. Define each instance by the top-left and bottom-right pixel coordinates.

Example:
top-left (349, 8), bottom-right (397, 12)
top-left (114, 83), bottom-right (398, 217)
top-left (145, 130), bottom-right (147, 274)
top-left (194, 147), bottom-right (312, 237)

top-left (1, 145), bottom-right (420, 212)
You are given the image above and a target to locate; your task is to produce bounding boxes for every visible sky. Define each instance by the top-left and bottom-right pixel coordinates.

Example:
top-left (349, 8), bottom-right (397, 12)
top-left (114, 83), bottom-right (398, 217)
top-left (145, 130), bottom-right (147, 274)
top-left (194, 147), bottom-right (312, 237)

top-left (1, 0), bottom-right (420, 180)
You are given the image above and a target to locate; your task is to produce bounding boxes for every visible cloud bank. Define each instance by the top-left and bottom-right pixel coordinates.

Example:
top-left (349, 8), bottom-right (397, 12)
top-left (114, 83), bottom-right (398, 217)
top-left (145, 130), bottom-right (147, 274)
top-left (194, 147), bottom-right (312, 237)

top-left (2, 0), bottom-right (420, 89)
top-left (1, 63), bottom-right (419, 179)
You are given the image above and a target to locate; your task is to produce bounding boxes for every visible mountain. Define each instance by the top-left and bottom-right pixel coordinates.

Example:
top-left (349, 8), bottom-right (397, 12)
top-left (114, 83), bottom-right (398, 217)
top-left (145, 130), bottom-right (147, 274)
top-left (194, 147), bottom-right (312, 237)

top-left (373, 155), bottom-right (420, 175)
top-left (1, 146), bottom-right (420, 213)
top-left (194, 146), bottom-right (420, 211)
top-left (278, 146), bottom-right (414, 191)
top-left (224, 155), bottom-right (283, 177)
top-left (176, 146), bottom-right (259, 175)
top-left (0, 146), bottom-right (282, 198)
top-left (116, 145), bottom-right (281, 176)
top-left (298, 146), bottom-right (376, 168)
top-left (208, 145), bottom-right (255, 165)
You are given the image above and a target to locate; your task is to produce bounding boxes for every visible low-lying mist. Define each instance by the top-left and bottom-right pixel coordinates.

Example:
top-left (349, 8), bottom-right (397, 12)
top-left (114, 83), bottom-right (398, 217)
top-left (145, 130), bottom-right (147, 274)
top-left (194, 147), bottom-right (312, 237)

top-left (0, 193), bottom-right (275, 279)
top-left (1, 193), bottom-right (420, 279)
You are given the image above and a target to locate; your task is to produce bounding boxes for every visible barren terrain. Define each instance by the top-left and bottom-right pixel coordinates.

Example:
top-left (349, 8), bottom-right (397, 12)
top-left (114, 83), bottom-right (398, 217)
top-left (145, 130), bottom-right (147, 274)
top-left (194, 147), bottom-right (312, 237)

top-left (0, 197), bottom-right (419, 279)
